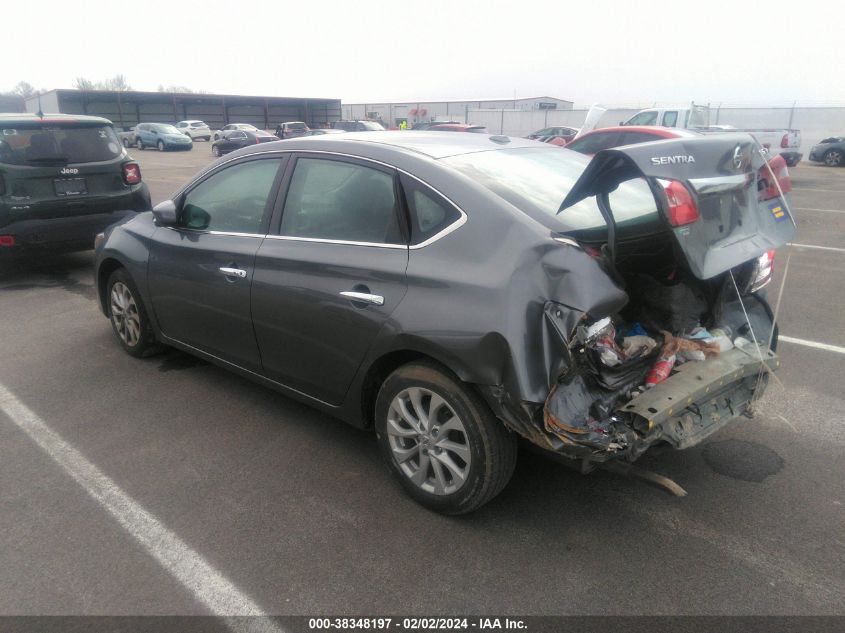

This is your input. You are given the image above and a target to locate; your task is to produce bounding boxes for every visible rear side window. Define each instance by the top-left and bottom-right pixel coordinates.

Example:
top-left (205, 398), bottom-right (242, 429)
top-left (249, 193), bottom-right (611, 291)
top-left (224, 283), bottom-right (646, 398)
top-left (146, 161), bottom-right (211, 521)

top-left (0, 125), bottom-right (122, 165)
top-left (566, 131), bottom-right (621, 154)
top-left (400, 174), bottom-right (461, 245)
top-left (180, 158), bottom-right (282, 233)
top-left (662, 111), bottom-right (678, 127)
top-left (620, 131), bottom-right (662, 145)
top-left (280, 157), bottom-right (402, 244)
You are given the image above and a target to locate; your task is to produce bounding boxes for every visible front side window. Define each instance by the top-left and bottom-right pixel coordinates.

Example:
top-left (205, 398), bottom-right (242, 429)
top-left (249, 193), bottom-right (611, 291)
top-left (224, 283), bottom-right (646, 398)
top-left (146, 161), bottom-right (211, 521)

top-left (280, 157), bottom-right (402, 244)
top-left (180, 158), bottom-right (282, 233)
top-left (625, 111), bottom-right (658, 126)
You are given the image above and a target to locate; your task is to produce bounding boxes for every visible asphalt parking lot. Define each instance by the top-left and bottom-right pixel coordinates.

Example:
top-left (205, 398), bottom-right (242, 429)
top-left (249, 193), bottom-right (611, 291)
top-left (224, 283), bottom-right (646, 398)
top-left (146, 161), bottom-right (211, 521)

top-left (0, 145), bottom-right (843, 617)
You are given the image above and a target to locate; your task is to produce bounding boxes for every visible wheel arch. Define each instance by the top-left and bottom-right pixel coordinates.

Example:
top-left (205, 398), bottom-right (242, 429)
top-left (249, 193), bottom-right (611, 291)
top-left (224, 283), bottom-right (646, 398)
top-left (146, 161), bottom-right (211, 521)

top-left (355, 334), bottom-right (511, 429)
top-left (97, 257), bottom-right (126, 315)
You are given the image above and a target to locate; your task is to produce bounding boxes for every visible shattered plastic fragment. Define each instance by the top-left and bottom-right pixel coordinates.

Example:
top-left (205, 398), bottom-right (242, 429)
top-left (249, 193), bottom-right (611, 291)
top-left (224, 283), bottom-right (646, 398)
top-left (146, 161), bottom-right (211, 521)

top-left (622, 335), bottom-right (657, 358)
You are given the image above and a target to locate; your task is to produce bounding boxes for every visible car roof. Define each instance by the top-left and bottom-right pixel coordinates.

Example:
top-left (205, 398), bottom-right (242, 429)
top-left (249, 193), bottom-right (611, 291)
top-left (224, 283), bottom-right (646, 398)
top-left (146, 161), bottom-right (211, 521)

top-left (0, 112), bottom-right (113, 126)
top-left (229, 130), bottom-right (542, 160)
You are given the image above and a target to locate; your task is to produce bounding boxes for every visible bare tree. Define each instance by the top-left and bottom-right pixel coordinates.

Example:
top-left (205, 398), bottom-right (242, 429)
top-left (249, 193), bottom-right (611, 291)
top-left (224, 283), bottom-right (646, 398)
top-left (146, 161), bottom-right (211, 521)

top-left (75, 77), bottom-right (96, 90)
top-left (101, 75), bottom-right (131, 91)
top-left (12, 81), bottom-right (36, 99)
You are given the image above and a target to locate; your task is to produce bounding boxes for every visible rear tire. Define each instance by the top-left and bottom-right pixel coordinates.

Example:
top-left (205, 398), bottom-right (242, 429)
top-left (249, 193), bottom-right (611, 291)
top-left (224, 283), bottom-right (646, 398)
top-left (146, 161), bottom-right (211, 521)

top-left (122, 138), bottom-right (130, 148)
top-left (106, 268), bottom-right (162, 358)
top-left (212, 145), bottom-right (221, 157)
top-left (375, 362), bottom-right (517, 515)
top-left (824, 149), bottom-right (844, 167)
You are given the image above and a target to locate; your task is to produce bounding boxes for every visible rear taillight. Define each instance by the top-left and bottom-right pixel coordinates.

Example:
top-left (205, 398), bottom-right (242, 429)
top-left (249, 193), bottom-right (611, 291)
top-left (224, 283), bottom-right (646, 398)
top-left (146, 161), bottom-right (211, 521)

top-left (122, 162), bottom-right (141, 185)
top-left (0, 235), bottom-right (15, 247)
top-left (780, 133), bottom-right (789, 148)
top-left (748, 249), bottom-right (775, 293)
top-left (659, 179), bottom-right (700, 227)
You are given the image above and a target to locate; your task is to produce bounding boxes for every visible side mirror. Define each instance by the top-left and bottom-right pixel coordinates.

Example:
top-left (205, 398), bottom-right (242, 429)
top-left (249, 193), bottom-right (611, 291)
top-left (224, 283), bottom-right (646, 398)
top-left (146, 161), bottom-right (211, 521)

top-left (152, 199), bottom-right (179, 225)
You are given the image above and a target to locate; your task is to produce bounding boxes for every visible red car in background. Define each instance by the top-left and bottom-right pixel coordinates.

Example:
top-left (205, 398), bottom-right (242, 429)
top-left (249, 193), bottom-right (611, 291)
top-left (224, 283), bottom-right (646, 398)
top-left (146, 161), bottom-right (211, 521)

top-left (565, 126), bottom-right (792, 202)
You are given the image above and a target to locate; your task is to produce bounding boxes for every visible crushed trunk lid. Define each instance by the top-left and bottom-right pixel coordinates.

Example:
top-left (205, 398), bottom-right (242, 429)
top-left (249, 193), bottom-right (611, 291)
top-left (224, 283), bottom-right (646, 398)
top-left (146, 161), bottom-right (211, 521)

top-left (558, 133), bottom-right (795, 280)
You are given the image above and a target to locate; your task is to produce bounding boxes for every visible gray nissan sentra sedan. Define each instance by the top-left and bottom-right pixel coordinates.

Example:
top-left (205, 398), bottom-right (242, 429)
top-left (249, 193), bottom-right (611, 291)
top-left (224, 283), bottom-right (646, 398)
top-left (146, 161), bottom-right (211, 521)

top-left (95, 131), bottom-right (793, 513)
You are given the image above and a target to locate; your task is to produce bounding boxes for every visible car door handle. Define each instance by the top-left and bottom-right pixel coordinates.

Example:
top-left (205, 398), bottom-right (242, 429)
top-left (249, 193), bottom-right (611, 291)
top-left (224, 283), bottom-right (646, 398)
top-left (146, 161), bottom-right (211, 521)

top-left (219, 267), bottom-right (247, 279)
top-left (340, 291), bottom-right (384, 306)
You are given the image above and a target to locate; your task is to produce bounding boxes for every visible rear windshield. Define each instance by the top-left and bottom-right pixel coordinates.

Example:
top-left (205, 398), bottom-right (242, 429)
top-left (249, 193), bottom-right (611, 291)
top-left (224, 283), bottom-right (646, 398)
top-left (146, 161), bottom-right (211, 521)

top-left (442, 147), bottom-right (658, 231)
top-left (0, 124), bottom-right (122, 165)
top-left (467, 127), bottom-right (488, 133)
top-left (286, 122), bottom-right (307, 130)
top-left (360, 121), bottom-right (384, 131)
top-left (191, 122), bottom-right (208, 127)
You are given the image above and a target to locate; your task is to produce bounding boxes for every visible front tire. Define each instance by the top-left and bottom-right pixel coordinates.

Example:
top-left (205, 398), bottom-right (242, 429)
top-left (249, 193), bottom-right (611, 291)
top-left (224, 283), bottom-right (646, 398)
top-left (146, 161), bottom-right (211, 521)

top-left (824, 149), bottom-right (844, 167)
top-left (107, 268), bottom-right (160, 358)
top-left (212, 145), bottom-right (222, 157)
top-left (158, 140), bottom-right (166, 152)
top-left (137, 139), bottom-right (144, 150)
top-left (375, 362), bottom-right (517, 514)
top-left (122, 138), bottom-right (130, 148)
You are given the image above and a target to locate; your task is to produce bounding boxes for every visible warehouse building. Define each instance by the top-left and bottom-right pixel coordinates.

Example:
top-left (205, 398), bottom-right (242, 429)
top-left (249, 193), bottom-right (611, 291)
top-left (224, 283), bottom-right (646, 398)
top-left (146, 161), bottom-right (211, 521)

top-left (24, 89), bottom-right (342, 130)
top-left (342, 96), bottom-right (573, 127)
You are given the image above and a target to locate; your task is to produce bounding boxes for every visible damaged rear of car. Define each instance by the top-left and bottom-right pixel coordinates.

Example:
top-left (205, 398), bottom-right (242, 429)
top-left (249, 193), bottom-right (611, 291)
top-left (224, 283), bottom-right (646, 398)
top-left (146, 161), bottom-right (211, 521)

top-left (441, 133), bottom-right (793, 472)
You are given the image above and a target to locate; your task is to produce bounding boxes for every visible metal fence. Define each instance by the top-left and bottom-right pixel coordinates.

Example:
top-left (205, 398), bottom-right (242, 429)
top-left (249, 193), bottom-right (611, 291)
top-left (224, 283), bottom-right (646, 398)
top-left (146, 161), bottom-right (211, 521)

top-left (467, 105), bottom-right (845, 157)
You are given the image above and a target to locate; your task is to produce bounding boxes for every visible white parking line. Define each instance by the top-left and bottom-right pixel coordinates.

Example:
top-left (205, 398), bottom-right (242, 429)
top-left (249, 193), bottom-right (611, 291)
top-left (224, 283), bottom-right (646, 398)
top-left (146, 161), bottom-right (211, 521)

top-left (793, 187), bottom-right (845, 193)
top-left (0, 382), bottom-right (283, 633)
top-left (789, 242), bottom-right (845, 253)
top-left (779, 336), bottom-right (845, 355)
top-left (794, 207), bottom-right (845, 214)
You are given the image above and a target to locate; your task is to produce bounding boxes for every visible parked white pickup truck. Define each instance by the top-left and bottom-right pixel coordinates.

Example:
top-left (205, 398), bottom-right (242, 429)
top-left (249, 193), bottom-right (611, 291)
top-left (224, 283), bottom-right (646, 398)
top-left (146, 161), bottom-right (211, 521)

top-left (622, 104), bottom-right (803, 166)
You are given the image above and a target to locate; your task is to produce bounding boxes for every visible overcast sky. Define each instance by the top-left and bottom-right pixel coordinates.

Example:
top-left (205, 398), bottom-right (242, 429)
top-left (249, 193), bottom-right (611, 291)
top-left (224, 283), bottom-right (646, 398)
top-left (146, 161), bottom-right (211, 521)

top-left (4, 0), bottom-right (840, 107)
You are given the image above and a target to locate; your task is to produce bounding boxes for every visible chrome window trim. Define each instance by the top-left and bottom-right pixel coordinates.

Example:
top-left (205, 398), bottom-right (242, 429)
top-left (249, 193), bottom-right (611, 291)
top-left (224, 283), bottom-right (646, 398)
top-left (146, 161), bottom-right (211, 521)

top-left (263, 235), bottom-right (407, 249)
top-left (189, 148), bottom-right (468, 250)
top-left (163, 226), bottom-right (265, 238)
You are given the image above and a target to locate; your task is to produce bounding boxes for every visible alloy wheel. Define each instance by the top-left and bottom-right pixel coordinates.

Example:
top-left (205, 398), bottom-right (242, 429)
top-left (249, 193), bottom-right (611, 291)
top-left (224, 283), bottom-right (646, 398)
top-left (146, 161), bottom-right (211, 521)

top-left (825, 150), bottom-right (843, 166)
top-left (158, 140), bottom-right (165, 152)
top-left (386, 387), bottom-right (471, 495)
top-left (110, 282), bottom-right (141, 347)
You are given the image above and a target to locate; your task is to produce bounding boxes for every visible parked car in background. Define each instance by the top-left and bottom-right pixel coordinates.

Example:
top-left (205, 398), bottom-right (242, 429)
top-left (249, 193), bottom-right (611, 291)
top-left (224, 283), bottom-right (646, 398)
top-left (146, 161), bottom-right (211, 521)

top-left (427, 123), bottom-right (488, 133)
top-left (213, 123), bottom-right (260, 141)
top-left (622, 104), bottom-right (803, 166)
top-left (273, 121), bottom-right (310, 139)
top-left (412, 121), bottom-right (460, 131)
top-left (527, 126), bottom-right (579, 142)
top-left (176, 120), bottom-right (211, 141)
top-left (0, 113), bottom-right (150, 257)
top-left (566, 126), bottom-right (702, 154)
top-left (211, 129), bottom-right (279, 156)
top-left (331, 120), bottom-right (386, 132)
top-left (135, 123), bottom-right (193, 151)
top-left (116, 127), bottom-right (137, 148)
top-left (566, 125), bottom-right (793, 202)
top-left (808, 136), bottom-right (845, 166)
top-left (94, 131), bottom-right (791, 513)
top-left (305, 129), bottom-right (346, 136)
